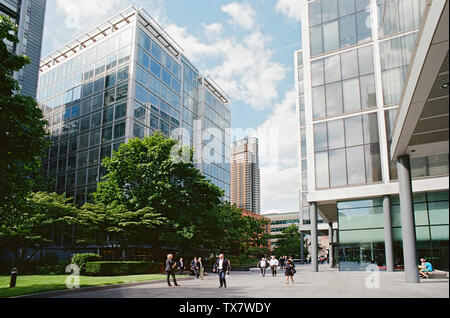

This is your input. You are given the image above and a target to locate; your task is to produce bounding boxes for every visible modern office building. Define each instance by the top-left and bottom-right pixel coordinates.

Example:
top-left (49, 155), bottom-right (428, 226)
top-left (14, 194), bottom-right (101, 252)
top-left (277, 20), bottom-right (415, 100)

top-left (37, 7), bottom-right (231, 205)
top-left (231, 137), bottom-right (261, 214)
top-left (265, 212), bottom-right (301, 246)
top-left (265, 212), bottom-right (330, 257)
top-left (296, 0), bottom-right (448, 279)
top-left (1, 0), bottom-right (46, 97)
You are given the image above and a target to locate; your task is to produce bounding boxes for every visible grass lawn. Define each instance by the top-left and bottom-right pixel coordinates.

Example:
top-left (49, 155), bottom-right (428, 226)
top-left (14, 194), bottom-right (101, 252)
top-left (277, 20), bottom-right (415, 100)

top-left (0, 274), bottom-right (170, 298)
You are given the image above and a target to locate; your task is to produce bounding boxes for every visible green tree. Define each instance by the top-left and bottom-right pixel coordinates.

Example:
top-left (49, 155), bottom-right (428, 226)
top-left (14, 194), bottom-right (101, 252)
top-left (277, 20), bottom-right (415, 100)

top-left (272, 224), bottom-right (303, 259)
top-left (0, 15), bottom-right (49, 210)
top-left (93, 133), bottom-right (224, 258)
top-left (0, 192), bottom-right (78, 271)
top-left (76, 203), bottom-right (166, 260)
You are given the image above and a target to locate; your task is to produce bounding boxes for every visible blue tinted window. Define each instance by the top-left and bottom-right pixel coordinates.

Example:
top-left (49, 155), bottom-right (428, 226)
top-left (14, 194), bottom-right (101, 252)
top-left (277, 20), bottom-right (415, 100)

top-left (150, 60), bottom-right (161, 78)
top-left (151, 43), bottom-right (162, 61)
top-left (138, 48), bottom-right (149, 68)
top-left (136, 84), bottom-right (147, 105)
top-left (71, 104), bottom-right (80, 118)
top-left (162, 69), bottom-right (171, 86)
top-left (172, 63), bottom-right (181, 79)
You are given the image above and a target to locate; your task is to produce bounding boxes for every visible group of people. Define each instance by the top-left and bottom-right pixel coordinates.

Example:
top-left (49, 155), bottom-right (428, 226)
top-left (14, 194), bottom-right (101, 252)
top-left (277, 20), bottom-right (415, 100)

top-left (165, 254), bottom-right (231, 288)
top-left (257, 256), bottom-right (297, 284)
top-left (176, 257), bottom-right (206, 279)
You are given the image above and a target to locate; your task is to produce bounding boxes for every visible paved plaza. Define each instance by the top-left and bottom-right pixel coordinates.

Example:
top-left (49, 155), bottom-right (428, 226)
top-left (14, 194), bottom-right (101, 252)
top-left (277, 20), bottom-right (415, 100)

top-left (53, 265), bottom-right (449, 298)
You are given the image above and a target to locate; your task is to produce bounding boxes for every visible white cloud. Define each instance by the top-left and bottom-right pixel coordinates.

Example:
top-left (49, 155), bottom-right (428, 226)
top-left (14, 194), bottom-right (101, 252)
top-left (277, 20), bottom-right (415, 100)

top-left (221, 2), bottom-right (257, 30)
top-left (257, 90), bottom-right (300, 213)
top-left (202, 22), bottom-right (224, 40)
top-left (275, 0), bottom-right (304, 22)
top-left (55, 0), bottom-right (126, 30)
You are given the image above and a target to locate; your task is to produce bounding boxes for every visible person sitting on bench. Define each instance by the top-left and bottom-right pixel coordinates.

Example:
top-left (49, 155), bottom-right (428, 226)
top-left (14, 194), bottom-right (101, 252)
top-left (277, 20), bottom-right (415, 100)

top-left (418, 258), bottom-right (433, 278)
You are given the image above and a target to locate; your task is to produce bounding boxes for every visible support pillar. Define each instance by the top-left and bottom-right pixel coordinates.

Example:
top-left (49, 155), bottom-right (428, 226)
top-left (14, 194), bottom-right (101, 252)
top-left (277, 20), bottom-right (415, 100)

top-left (300, 232), bottom-right (305, 264)
top-left (383, 196), bottom-right (395, 272)
top-left (328, 223), bottom-right (334, 268)
top-left (397, 155), bottom-right (419, 283)
top-left (311, 202), bottom-right (318, 272)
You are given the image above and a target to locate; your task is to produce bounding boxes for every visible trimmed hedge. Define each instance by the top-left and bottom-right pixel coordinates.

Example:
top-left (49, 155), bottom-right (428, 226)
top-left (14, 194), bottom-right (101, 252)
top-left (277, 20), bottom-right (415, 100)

top-left (85, 261), bottom-right (153, 276)
top-left (71, 253), bottom-right (102, 273)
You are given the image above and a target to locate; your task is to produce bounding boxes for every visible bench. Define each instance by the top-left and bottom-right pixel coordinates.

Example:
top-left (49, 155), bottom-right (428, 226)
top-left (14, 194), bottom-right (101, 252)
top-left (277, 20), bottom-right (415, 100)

top-left (426, 270), bottom-right (449, 279)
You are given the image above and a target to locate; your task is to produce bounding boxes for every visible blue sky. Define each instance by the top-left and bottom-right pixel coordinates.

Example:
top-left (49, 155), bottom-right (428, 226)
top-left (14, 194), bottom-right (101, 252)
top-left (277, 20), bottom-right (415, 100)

top-left (41, 0), bottom-right (304, 213)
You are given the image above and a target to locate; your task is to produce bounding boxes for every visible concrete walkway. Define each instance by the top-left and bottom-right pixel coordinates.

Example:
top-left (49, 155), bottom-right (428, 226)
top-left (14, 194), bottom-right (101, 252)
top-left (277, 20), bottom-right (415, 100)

top-left (53, 265), bottom-right (449, 298)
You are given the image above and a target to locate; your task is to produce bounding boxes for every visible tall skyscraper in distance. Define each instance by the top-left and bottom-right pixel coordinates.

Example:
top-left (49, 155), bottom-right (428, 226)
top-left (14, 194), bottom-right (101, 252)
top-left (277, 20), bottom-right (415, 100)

top-left (37, 7), bottom-right (231, 205)
top-left (1, 0), bottom-right (47, 97)
top-left (231, 137), bottom-right (261, 214)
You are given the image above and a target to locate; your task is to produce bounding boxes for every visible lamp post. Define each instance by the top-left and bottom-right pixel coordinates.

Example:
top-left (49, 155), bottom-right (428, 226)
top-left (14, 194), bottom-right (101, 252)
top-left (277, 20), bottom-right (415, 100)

top-left (10, 268), bottom-right (18, 288)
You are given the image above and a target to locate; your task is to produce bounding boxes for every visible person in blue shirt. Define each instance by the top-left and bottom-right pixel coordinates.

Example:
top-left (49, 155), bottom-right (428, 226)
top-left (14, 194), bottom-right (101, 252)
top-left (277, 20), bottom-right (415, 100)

top-left (419, 258), bottom-right (434, 278)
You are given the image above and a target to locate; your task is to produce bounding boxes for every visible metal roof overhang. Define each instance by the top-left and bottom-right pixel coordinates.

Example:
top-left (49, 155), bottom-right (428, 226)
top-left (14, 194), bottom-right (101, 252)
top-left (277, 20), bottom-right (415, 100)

top-left (391, 0), bottom-right (449, 161)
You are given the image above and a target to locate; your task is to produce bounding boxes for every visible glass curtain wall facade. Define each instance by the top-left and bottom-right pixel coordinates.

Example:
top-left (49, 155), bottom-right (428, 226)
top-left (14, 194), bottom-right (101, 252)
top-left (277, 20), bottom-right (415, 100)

top-left (198, 81), bottom-right (231, 201)
top-left (298, 0), bottom-right (449, 270)
top-left (38, 8), bottom-right (231, 205)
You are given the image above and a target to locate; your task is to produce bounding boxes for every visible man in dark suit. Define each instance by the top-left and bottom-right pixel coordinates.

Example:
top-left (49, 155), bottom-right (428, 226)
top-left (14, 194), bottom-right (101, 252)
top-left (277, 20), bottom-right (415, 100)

top-left (191, 257), bottom-right (199, 279)
top-left (165, 254), bottom-right (179, 287)
top-left (213, 254), bottom-right (231, 288)
top-left (177, 258), bottom-right (185, 275)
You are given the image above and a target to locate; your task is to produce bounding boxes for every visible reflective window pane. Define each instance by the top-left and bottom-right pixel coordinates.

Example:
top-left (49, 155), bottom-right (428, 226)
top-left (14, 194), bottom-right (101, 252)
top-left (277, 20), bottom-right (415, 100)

top-left (312, 86), bottom-right (326, 119)
top-left (345, 116), bottom-right (364, 146)
top-left (355, 0), bottom-right (370, 11)
top-left (346, 145), bottom-right (366, 184)
top-left (341, 49), bottom-right (358, 80)
top-left (358, 45), bottom-right (374, 75)
top-left (328, 119), bottom-right (345, 149)
top-left (360, 74), bottom-right (377, 108)
top-left (311, 60), bottom-right (324, 87)
top-left (363, 113), bottom-right (380, 144)
top-left (340, 14), bottom-right (357, 48)
top-left (322, 0), bottom-right (338, 22)
top-left (314, 122), bottom-right (328, 152)
top-left (324, 54), bottom-right (341, 83)
top-left (365, 144), bottom-right (382, 182)
top-left (330, 148), bottom-right (347, 187)
top-left (356, 10), bottom-right (371, 43)
top-left (316, 151), bottom-right (330, 188)
top-left (339, 0), bottom-right (355, 17)
top-left (309, 0), bottom-right (322, 26)
top-left (310, 25), bottom-right (323, 56)
top-left (323, 20), bottom-right (339, 52)
top-left (343, 78), bottom-right (361, 112)
top-left (326, 82), bottom-right (343, 116)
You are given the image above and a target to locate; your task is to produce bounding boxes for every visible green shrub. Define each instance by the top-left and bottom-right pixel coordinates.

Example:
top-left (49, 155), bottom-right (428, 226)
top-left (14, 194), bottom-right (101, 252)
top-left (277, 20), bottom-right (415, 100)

top-left (85, 261), bottom-right (152, 276)
top-left (71, 253), bottom-right (101, 273)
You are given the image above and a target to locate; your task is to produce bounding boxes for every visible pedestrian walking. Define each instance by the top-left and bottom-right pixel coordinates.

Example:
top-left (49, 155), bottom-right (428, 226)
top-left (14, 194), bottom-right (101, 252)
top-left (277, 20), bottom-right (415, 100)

top-left (191, 257), bottom-right (199, 278)
top-left (165, 254), bottom-right (179, 287)
top-left (269, 256), bottom-right (279, 277)
top-left (213, 254), bottom-right (231, 288)
top-left (257, 258), bottom-right (269, 277)
top-left (284, 259), bottom-right (296, 285)
top-left (177, 257), bottom-right (185, 275)
top-left (198, 257), bottom-right (205, 280)
top-left (279, 256), bottom-right (285, 270)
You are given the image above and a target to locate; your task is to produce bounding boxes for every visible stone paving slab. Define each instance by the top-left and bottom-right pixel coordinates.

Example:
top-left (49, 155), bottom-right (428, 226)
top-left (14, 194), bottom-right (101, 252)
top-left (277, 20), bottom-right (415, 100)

top-left (52, 265), bottom-right (449, 298)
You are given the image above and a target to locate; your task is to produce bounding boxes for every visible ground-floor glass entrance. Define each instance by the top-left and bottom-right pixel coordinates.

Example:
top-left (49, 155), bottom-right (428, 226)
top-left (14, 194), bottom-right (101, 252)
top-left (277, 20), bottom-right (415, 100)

top-left (337, 191), bottom-right (449, 271)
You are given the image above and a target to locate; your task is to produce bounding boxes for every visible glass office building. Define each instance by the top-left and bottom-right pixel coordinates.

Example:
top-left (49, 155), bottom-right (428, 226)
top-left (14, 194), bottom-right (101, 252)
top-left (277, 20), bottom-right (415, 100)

top-left (296, 0), bottom-right (449, 271)
top-left (37, 7), bottom-right (230, 205)
top-left (1, 0), bottom-right (47, 97)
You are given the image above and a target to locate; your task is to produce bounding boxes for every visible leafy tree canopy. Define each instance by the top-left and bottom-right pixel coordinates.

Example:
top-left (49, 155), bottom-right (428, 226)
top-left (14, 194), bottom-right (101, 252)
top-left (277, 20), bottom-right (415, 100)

top-left (0, 15), bottom-right (49, 209)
